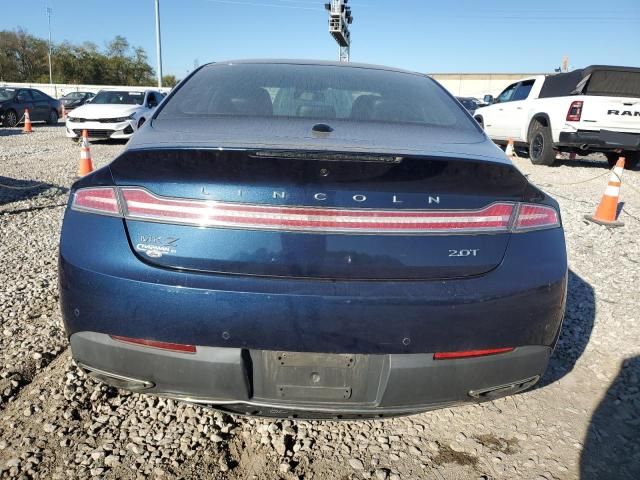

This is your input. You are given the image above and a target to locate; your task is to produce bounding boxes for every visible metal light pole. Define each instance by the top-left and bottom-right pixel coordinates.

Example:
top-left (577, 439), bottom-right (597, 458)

top-left (46, 7), bottom-right (53, 85)
top-left (325, 0), bottom-right (353, 62)
top-left (154, 0), bottom-right (163, 87)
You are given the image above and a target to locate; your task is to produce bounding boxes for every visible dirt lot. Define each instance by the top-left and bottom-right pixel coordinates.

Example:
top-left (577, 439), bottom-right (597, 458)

top-left (1, 123), bottom-right (639, 479)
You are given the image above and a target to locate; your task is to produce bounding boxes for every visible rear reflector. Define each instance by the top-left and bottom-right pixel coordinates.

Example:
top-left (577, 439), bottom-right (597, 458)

top-left (514, 204), bottom-right (559, 231)
top-left (110, 335), bottom-right (196, 354)
top-left (433, 347), bottom-right (514, 360)
top-left (71, 187), bottom-right (120, 215)
top-left (70, 187), bottom-right (560, 234)
top-left (121, 188), bottom-right (514, 234)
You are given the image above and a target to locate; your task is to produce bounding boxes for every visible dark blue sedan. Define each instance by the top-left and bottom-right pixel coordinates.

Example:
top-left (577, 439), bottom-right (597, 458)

top-left (59, 60), bottom-right (567, 419)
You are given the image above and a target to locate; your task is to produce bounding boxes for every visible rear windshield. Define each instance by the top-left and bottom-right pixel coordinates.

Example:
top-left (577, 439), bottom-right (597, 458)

top-left (157, 63), bottom-right (474, 129)
top-left (584, 70), bottom-right (640, 98)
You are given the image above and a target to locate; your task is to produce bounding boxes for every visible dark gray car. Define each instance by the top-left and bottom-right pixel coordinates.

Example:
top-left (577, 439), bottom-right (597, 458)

top-left (0, 87), bottom-right (61, 127)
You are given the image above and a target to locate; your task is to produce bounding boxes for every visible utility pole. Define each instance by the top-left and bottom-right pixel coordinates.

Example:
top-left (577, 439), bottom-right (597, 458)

top-left (46, 7), bottom-right (53, 85)
top-left (325, 0), bottom-right (353, 62)
top-left (154, 0), bottom-right (163, 87)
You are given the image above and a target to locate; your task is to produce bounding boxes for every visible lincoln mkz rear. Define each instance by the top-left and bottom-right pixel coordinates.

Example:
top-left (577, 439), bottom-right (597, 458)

top-left (59, 61), bottom-right (567, 419)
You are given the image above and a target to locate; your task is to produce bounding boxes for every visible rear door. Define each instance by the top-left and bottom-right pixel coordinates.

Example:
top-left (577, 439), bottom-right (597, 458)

top-left (30, 89), bottom-right (52, 121)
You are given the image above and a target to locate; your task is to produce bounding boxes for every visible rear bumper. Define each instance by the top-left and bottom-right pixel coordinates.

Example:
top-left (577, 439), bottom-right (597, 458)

top-left (558, 130), bottom-right (640, 151)
top-left (59, 209), bottom-right (567, 416)
top-left (72, 331), bottom-right (549, 418)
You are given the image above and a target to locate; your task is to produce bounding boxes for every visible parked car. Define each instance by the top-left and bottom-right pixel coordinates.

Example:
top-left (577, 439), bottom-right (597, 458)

top-left (60, 91), bottom-right (95, 111)
top-left (60, 60), bottom-right (567, 419)
top-left (65, 89), bottom-right (164, 140)
top-left (0, 87), bottom-right (61, 127)
top-left (456, 96), bottom-right (479, 114)
top-left (474, 65), bottom-right (640, 168)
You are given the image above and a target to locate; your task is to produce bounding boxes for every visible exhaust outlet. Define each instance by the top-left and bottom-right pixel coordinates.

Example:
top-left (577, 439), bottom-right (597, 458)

top-left (77, 363), bottom-right (155, 391)
top-left (468, 375), bottom-right (539, 400)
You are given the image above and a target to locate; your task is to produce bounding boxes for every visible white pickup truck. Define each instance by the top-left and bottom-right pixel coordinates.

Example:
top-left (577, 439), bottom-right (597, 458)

top-left (473, 65), bottom-right (640, 169)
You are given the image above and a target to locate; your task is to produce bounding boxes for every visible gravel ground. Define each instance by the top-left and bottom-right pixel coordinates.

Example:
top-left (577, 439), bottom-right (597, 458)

top-left (1, 123), bottom-right (639, 479)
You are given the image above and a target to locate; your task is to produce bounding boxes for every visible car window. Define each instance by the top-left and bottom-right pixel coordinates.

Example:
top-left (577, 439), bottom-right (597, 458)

top-left (0, 88), bottom-right (16, 101)
top-left (31, 89), bottom-right (47, 100)
top-left (17, 90), bottom-right (33, 102)
top-left (158, 63), bottom-right (475, 130)
top-left (147, 92), bottom-right (159, 107)
top-left (495, 83), bottom-right (518, 103)
top-left (512, 80), bottom-right (535, 101)
top-left (91, 91), bottom-right (145, 105)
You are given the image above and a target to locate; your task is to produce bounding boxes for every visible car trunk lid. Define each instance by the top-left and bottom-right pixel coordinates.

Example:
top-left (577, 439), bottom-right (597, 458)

top-left (110, 148), bottom-right (528, 280)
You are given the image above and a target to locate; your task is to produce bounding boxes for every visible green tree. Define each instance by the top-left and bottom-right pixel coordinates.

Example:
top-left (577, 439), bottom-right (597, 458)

top-left (0, 29), bottom-right (160, 86)
top-left (0, 28), bottom-right (49, 82)
top-left (162, 75), bottom-right (179, 88)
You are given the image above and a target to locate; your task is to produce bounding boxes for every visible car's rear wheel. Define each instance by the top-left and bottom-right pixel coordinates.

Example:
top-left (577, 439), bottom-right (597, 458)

top-left (3, 109), bottom-right (19, 127)
top-left (47, 109), bottom-right (59, 125)
top-left (605, 152), bottom-right (639, 170)
top-left (529, 123), bottom-right (556, 166)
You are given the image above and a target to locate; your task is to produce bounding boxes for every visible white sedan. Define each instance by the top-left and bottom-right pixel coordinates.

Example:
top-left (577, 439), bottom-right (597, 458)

top-left (65, 90), bottom-right (164, 140)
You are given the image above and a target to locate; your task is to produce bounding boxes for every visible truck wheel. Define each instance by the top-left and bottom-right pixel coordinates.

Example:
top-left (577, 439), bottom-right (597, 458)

top-left (529, 124), bottom-right (556, 166)
top-left (606, 152), bottom-right (639, 170)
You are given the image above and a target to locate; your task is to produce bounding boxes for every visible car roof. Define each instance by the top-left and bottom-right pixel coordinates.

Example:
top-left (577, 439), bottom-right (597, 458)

top-left (202, 59), bottom-right (427, 77)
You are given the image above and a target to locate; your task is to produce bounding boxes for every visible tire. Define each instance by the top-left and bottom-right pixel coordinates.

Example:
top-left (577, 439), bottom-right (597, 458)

top-left (474, 116), bottom-right (484, 129)
top-left (2, 109), bottom-right (19, 128)
top-left (606, 152), bottom-right (639, 170)
top-left (528, 123), bottom-right (556, 166)
top-left (137, 117), bottom-right (146, 128)
top-left (46, 109), bottom-right (58, 125)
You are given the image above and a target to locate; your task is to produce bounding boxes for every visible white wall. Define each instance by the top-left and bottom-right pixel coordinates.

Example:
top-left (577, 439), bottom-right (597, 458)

top-left (429, 73), bottom-right (546, 98)
top-left (0, 82), bottom-right (171, 98)
top-left (2, 74), bottom-right (546, 101)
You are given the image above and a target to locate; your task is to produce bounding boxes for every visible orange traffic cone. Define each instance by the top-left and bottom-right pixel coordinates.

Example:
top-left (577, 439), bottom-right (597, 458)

top-left (78, 130), bottom-right (94, 176)
top-left (22, 108), bottom-right (33, 133)
top-left (585, 157), bottom-right (625, 227)
top-left (504, 138), bottom-right (515, 158)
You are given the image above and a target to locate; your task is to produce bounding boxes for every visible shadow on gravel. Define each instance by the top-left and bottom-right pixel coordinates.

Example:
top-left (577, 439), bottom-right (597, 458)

top-left (581, 356), bottom-right (640, 480)
top-left (539, 270), bottom-right (595, 387)
top-left (554, 158), bottom-right (610, 169)
top-left (0, 176), bottom-right (68, 206)
top-left (0, 128), bottom-right (24, 137)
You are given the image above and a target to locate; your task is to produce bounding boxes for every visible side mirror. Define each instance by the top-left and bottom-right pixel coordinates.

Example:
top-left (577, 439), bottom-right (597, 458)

top-left (483, 94), bottom-right (494, 104)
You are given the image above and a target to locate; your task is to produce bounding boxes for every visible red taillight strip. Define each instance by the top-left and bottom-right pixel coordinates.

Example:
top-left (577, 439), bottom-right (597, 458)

top-left (514, 204), bottom-right (559, 231)
top-left (71, 187), bottom-right (121, 216)
top-left (110, 335), bottom-right (196, 353)
top-left (433, 347), bottom-right (514, 360)
top-left (120, 188), bottom-right (514, 234)
top-left (70, 187), bottom-right (559, 234)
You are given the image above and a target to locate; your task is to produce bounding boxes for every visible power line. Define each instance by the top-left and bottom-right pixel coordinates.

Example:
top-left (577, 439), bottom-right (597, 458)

top-left (206, 0), bottom-right (323, 11)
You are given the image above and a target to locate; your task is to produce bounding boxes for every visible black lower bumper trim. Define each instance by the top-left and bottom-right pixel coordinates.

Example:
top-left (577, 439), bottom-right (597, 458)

top-left (559, 130), bottom-right (640, 151)
top-left (71, 332), bottom-right (551, 418)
